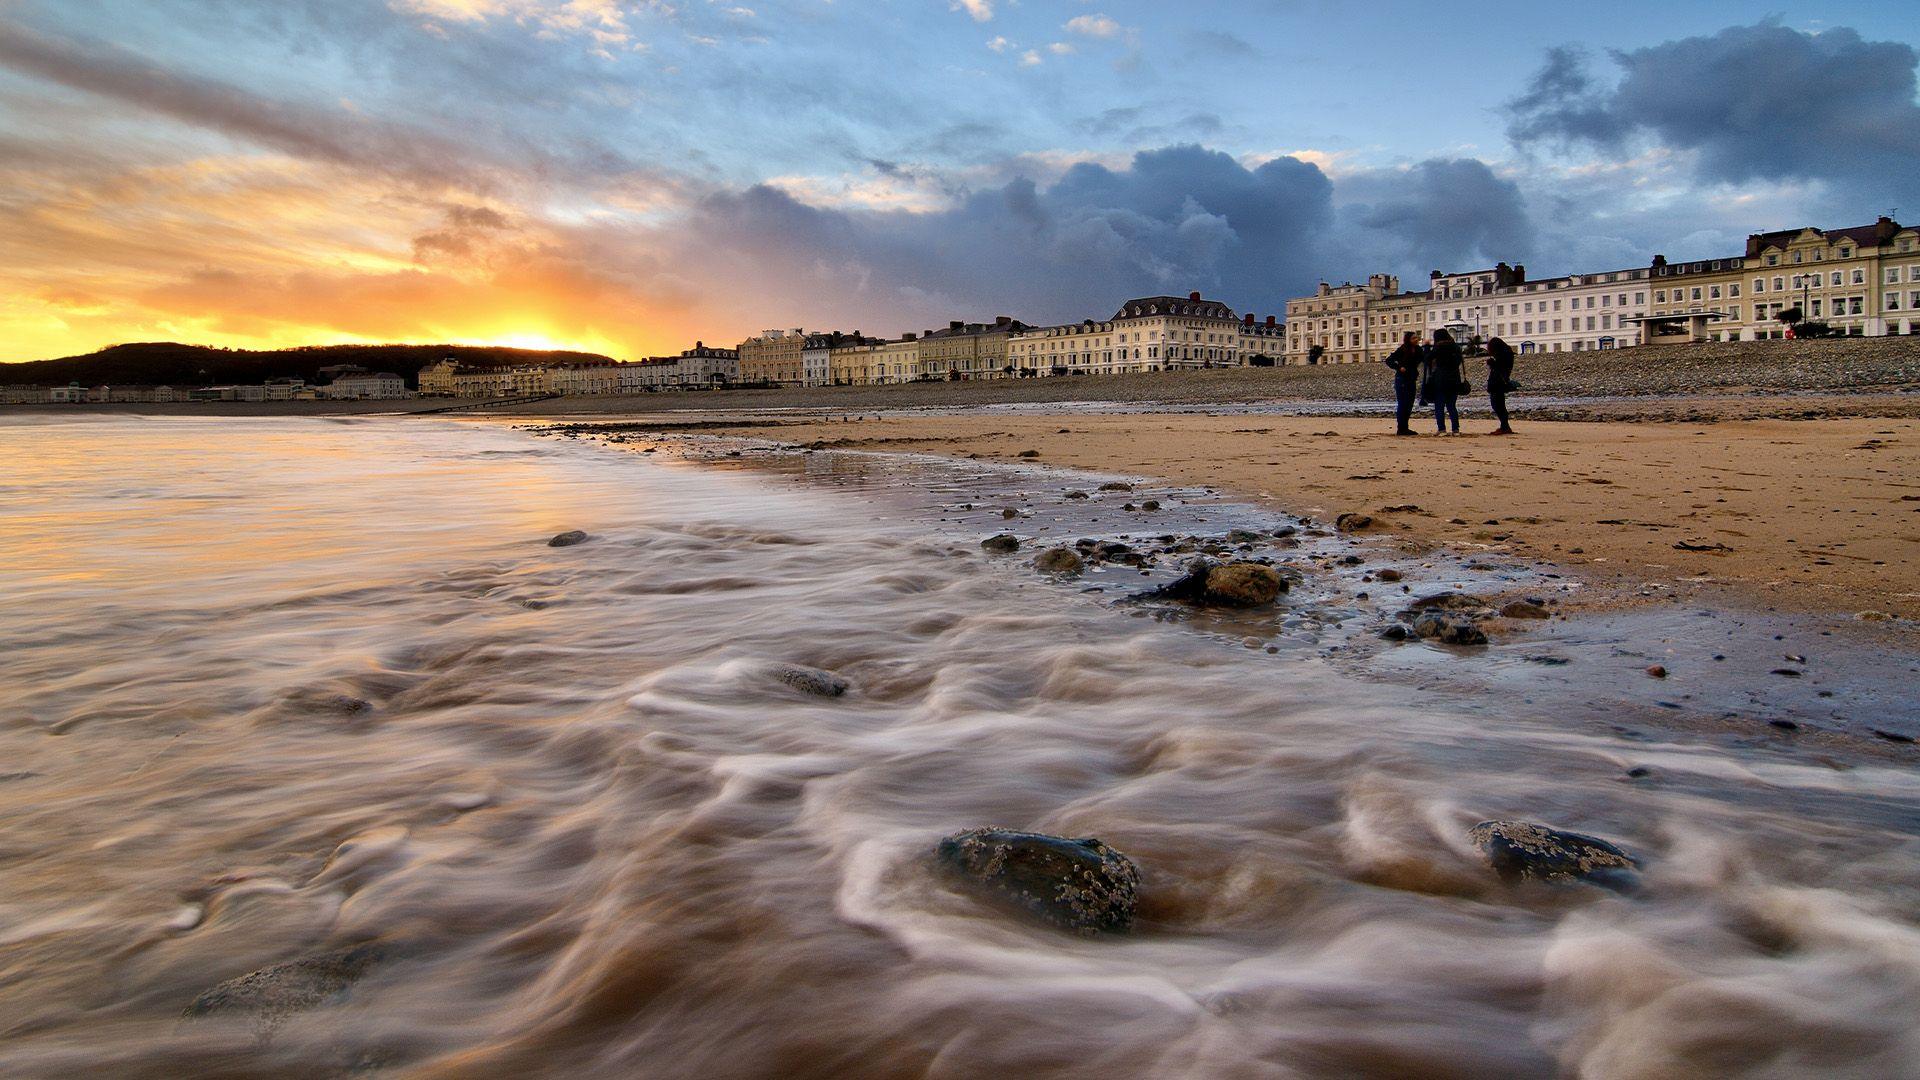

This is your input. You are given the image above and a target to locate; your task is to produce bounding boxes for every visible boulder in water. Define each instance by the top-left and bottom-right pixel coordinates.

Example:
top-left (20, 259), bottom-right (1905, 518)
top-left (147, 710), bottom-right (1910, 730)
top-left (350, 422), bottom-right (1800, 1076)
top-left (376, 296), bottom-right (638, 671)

top-left (1335, 513), bottom-right (1374, 532)
top-left (1144, 559), bottom-right (1285, 607)
top-left (1033, 548), bottom-right (1084, 574)
top-left (548, 530), bottom-right (589, 547)
top-left (980, 534), bottom-right (1021, 554)
top-left (183, 943), bottom-right (384, 1037)
top-left (937, 827), bottom-right (1140, 934)
top-left (773, 664), bottom-right (848, 697)
top-left (1468, 820), bottom-right (1638, 890)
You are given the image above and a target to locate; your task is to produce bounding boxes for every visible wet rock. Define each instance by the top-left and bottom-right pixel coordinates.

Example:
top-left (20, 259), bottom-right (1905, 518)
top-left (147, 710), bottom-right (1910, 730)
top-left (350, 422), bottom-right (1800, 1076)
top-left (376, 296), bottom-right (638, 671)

top-left (1645, 664), bottom-right (1668, 679)
top-left (183, 943), bottom-right (384, 1036)
top-left (1140, 500), bottom-right (1161, 512)
top-left (1500, 600), bottom-right (1550, 619)
top-left (547, 530), bottom-right (589, 547)
top-left (1225, 529), bottom-right (1264, 545)
top-left (774, 664), bottom-right (848, 697)
top-left (1335, 513), bottom-right (1374, 533)
top-left (1000, 507), bottom-right (1018, 519)
top-left (1379, 624), bottom-right (1413, 642)
top-left (1016, 449), bottom-right (1040, 458)
top-left (936, 827), bottom-right (1139, 934)
top-left (1033, 548), bottom-right (1084, 574)
top-left (1376, 569), bottom-right (1403, 582)
top-left (1468, 820), bottom-right (1638, 890)
top-left (1205, 562), bottom-right (1285, 606)
top-left (1410, 591), bottom-right (1487, 612)
top-left (1871, 729), bottom-right (1915, 744)
top-left (980, 534), bottom-right (1021, 554)
top-left (1413, 614), bottom-right (1487, 645)
top-left (1098, 482), bottom-right (1133, 492)
top-left (1064, 490), bottom-right (1089, 500)
top-left (1273, 525), bottom-right (1298, 538)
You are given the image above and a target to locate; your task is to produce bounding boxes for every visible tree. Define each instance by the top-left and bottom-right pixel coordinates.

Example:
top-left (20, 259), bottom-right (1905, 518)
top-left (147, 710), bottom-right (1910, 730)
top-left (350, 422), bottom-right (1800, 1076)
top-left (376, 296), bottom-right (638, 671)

top-left (1776, 306), bottom-right (1804, 326)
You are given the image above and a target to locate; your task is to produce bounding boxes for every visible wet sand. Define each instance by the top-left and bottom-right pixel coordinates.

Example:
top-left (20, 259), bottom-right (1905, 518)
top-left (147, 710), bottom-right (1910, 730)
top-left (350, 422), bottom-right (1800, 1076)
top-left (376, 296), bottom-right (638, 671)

top-left (689, 412), bottom-right (1920, 620)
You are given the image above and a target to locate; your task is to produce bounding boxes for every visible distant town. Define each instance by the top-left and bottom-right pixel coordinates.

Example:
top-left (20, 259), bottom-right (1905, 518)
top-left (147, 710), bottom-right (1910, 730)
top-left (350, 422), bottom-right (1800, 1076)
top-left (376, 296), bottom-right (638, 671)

top-left (6, 214), bottom-right (1917, 404)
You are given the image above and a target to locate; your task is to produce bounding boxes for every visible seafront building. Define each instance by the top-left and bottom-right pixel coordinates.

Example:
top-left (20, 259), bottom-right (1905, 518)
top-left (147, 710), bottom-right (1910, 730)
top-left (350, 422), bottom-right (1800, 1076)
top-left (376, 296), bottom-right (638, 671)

top-left (1283, 275), bottom-right (1402, 366)
top-left (737, 329), bottom-right (807, 386)
top-left (914, 317), bottom-right (1032, 380)
top-left (1010, 292), bottom-right (1269, 374)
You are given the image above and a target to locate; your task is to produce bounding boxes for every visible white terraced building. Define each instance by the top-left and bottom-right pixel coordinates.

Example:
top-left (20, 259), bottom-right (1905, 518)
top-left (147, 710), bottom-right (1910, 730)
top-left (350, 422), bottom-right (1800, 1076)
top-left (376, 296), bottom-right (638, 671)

top-left (1486, 268), bottom-right (1651, 354)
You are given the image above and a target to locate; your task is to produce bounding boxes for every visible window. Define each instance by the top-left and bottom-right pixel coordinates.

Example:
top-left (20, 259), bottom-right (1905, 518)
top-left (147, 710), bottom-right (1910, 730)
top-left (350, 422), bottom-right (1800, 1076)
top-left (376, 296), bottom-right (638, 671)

top-left (1753, 278), bottom-right (1765, 294)
top-left (1793, 251), bottom-right (1802, 264)
top-left (1710, 285), bottom-right (1722, 299)
top-left (1890, 269), bottom-right (1903, 285)
top-left (1853, 269), bottom-right (1865, 285)
top-left (1691, 288), bottom-right (1702, 301)
top-left (1911, 266), bottom-right (1920, 282)
top-left (1654, 291), bottom-right (1665, 303)
top-left (1811, 299), bottom-right (1822, 317)
top-left (1888, 293), bottom-right (1903, 311)
top-left (1730, 284), bottom-right (1741, 298)
top-left (1767, 255), bottom-right (1779, 266)
top-left (1840, 248), bottom-right (1852, 258)
top-left (1773, 277), bottom-right (1784, 291)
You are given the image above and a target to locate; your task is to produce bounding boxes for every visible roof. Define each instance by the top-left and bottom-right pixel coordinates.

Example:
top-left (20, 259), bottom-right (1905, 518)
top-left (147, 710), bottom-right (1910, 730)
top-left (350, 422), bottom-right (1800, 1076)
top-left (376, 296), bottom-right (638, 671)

top-left (1113, 295), bottom-right (1236, 321)
top-left (1745, 218), bottom-right (1904, 257)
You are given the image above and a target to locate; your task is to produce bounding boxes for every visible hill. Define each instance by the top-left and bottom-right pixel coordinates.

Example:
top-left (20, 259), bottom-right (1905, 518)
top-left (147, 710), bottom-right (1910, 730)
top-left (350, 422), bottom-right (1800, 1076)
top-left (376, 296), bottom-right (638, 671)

top-left (0, 342), bottom-right (622, 388)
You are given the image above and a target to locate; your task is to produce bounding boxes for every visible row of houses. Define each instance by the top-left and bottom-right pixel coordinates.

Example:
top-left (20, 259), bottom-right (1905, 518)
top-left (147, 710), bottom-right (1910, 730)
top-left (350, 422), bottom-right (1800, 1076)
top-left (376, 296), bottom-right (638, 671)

top-left (2, 370), bottom-right (409, 404)
top-left (1287, 215), bottom-right (1920, 365)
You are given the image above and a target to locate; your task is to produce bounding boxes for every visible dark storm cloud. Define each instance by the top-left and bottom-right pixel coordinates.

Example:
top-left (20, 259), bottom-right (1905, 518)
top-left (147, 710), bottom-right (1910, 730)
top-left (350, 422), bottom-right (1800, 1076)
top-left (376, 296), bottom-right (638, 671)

top-left (1337, 158), bottom-right (1535, 275)
top-left (669, 145), bottom-right (1536, 328)
top-left (1507, 23), bottom-right (1920, 192)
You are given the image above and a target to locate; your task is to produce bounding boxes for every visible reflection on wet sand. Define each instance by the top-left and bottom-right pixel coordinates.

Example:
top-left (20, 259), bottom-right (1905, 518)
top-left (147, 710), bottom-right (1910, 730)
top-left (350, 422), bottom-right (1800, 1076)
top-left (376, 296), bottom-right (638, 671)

top-left (1, 415), bottom-right (1916, 1078)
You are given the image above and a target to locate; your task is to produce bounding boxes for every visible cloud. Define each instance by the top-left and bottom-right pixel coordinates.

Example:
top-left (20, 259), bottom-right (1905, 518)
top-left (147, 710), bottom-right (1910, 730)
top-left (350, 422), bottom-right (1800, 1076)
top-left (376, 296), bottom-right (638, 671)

top-left (1064, 14), bottom-right (1123, 39)
top-left (1335, 158), bottom-right (1535, 275)
top-left (1019, 49), bottom-right (1040, 67)
top-left (952, 0), bottom-right (992, 24)
top-left (985, 35), bottom-right (1009, 53)
top-left (1507, 23), bottom-right (1920, 200)
top-left (1047, 42), bottom-right (1075, 56)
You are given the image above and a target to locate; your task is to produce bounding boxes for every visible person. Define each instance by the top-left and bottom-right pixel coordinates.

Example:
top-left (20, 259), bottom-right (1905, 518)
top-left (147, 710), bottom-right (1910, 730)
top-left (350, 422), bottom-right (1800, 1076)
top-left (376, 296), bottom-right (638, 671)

top-left (1485, 336), bottom-right (1516, 435)
top-left (1424, 328), bottom-right (1463, 434)
top-left (1383, 331), bottom-right (1422, 435)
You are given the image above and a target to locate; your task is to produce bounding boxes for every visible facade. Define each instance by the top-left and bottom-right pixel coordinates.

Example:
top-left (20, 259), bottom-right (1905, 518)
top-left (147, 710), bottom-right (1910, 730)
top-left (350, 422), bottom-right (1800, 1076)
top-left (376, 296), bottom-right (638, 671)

top-left (1007, 319), bottom-right (1122, 375)
top-left (1111, 292), bottom-right (1243, 369)
top-left (869, 336), bottom-right (922, 384)
top-left (1643, 254), bottom-right (1752, 343)
top-left (418, 359), bottom-right (459, 396)
top-left (1284, 275), bottom-right (1400, 365)
top-left (737, 329), bottom-right (807, 385)
top-left (828, 339), bottom-right (886, 385)
top-left (1236, 314), bottom-right (1287, 363)
top-left (1735, 217), bottom-right (1920, 338)
top-left (319, 372), bottom-right (409, 399)
top-left (913, 317), bottom-right (1033, 380)
top-left (802, 332), bottom-right (879, 386)
top-left (1491, 268), bottom-right (1650, 354)
top-left (547, 364), bottom-right (621, 396)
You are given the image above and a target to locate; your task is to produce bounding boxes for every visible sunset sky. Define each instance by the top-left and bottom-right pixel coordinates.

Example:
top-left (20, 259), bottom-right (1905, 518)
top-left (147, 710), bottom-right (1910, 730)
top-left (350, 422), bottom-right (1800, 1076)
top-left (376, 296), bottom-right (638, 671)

top-left (3, 1), bottom-right (1918, 362)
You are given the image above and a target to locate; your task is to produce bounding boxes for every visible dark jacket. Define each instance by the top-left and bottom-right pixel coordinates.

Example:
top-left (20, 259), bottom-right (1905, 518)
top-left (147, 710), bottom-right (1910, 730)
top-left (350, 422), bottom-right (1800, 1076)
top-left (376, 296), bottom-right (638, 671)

top-left (1383, 341), bottom-right (1422, 383)
top-left (1423, 339), bottom-right (1464, 400)
top-left (1485, 340), bottom-right (1515, 393)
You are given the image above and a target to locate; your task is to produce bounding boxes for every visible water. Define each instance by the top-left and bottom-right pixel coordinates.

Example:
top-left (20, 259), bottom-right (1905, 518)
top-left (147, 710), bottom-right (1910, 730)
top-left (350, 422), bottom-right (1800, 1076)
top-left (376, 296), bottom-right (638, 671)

top-left (2, 415), bottom-right (1918, 1078)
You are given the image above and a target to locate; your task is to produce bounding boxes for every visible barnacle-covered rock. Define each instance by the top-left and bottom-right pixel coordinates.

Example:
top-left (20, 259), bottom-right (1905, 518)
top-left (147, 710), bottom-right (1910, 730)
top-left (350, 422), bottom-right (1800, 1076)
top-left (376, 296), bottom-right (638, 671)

top-left (937, 827), bottom-right (1140, 934)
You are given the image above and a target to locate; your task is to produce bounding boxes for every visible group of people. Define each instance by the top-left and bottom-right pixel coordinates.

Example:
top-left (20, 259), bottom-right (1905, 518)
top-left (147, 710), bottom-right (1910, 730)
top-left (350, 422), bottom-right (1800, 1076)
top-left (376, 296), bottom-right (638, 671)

top-left (1382, 329), bottom-right (1517, 436)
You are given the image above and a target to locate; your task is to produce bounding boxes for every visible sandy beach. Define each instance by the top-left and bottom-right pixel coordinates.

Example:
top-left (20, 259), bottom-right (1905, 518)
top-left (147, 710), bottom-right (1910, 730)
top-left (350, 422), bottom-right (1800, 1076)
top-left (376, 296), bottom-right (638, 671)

top-left (604, 409), bottom-right (1919, 621)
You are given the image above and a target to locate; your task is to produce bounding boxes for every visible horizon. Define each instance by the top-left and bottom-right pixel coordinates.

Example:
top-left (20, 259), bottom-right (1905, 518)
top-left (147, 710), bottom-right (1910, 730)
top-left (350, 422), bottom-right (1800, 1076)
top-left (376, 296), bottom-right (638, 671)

top-left (4, 1), bottom-right (1919, 364)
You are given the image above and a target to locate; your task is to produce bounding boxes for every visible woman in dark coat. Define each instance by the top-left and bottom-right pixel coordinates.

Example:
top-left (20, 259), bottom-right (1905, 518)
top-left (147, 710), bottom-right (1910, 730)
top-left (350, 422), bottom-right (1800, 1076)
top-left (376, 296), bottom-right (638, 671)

top-left (1423, 328), bottom-right (1463, 434)
top-left (1383, 331), bottom-right (1422, 435)
top-left (1485, 336), bottom-right (1516, 435)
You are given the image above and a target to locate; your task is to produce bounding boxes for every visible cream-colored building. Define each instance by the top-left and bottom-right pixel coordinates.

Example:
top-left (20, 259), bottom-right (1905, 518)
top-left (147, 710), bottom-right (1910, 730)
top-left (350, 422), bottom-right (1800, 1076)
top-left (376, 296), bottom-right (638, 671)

top-left (318, 372), bottom-right (409, 399)
top-left (1285, 275), bottom-right (1400, 365)
top-left (802, 331), bottom-right (878, 386)
top-left (1490, 268), bottom-right (1650, 354)
top-left (737, 329), bottom-right (807, 385)
top-left (547, 364), bottom-right (620, 396)
top-left (1111, 292), bottom-right (1244, 369)
top-left (1732, 217), bottom-right (1920, 338)
top-left (1236, 314), bottom-right (1286, 363)
top-left (869, 336), bottom-right (922, 384)
top-left (418, 359), bottom-right (459, 396)
top-left (1007, 319), bottom-right (1121, 375)
top-left (913, 317), bottom-right (1033, 380)
top-left (1422, 263), bottom-right (1525, 344)
top-left (828, 339), bottom-right (886, 385)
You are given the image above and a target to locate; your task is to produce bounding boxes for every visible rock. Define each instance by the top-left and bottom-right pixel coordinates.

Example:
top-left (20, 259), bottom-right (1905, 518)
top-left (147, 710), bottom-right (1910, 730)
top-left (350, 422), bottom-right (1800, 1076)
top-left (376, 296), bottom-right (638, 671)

top-left (1225, 529), bottom-right (1264, 545)
top-left (1379, 624), bottom-right (1412, 642)
top-left (1141, 500), bottom-right (1161, 512)
top-left (1064, 490), bottom-right (1089, 500)
top-left (1016, 449), bottom-right (1040, 458)
top-left (1335, 513), bottom-right (1374, 533)
top-left (1098, 482), bottom-right (1133, 492)
top-left (774, 664), bottom-right (848, 697)
top-left (1272, 525), bottom-right (1298, 538)
top-left (936, 827), bottom-right (1139, 934)
top-left (547, 530), bottom-right (589, 547)
top-left (1410, 591), bottom-right (1486, 612)
top-left (1646, 664), bottom-right (1667, 679)
top-left (1857, 611), bottom-right (1893, 621)
top-left (1000, 507), bottom-right (1018, 519)
top-left (1500, 600), bottom-right (1550, 619)
top-left (1413, 614), bottom-right (1487, 645)
top-left (1376, 569), bottom-right (1403, 582)
top-left (1034, 548), bottom-right (1084, 574)
top-left (183, 944), bottom-right (384, 1036)
top-left (1138, 559), bottom-right (1283, 607)
top-left (980, 534), bottom-right (1021, 554)
top-left (1467, 820), bottom-right (1638, 890)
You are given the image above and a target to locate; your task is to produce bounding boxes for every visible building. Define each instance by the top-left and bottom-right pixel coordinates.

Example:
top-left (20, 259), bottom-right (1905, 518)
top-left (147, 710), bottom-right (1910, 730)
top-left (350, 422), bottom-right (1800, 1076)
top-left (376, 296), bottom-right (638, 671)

top-left (547, 364), bottom-right (621, 396)
top-left (1284, 275), bottom-right (1401, 365)
top-left (1236, 314), bottom-right (1287, 363)
top-left (1110, 292), bottom-right (1244, 369)
top-left (867, 336), bottom-right (922, 384)
top-left (1736, 217), bottom-right (1920, 338)
top-left (318, 372), bottom-right (409, 399)
top-left (1490, 268), bottom-right (1650, 354)
top-left (418, 359), bottom-right (459, 396)
top-left (1421, 263), bottom-right (1526, 344)
top-left (828, 339), bottom-right (887, 385)
top-left (1642, 254), bottom-right (1752, 343)
top-left (1007, 319), bottom-right (1121, 375)
top-left (912, 317), bottom-right (1033, 380)
top-left (802, 331), bottom-right (879, 386)
top-left (737, 329), bottom-right (807, 385)
top-left (263, 377), bottom-right (308, 400)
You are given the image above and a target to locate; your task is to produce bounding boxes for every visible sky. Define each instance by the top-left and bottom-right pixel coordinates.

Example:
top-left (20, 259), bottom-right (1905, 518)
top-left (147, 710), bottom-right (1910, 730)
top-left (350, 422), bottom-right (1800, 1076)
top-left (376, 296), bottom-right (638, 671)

top-left (3, 0), bottom-right (1919, 362)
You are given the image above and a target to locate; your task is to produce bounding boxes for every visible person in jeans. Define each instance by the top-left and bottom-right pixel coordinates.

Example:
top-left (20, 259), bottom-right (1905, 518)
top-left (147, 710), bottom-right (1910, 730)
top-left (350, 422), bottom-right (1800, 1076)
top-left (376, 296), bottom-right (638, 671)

top-left (1424, 328), bottom-right (1463, 434)
top-left (1383, 331), bottom-right (1423, 435)
top-left (1485, 336), bottom-right (1516, 435)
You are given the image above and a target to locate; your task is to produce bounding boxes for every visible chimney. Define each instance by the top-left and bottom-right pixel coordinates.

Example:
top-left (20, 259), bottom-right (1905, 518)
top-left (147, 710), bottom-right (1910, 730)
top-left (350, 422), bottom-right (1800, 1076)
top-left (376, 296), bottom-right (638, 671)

top-left (1243, 313), bottom-right (1254, 324)
top-left (1651, 254), bottom-right (1667, 269)
top-left (902, 332), bottom-right (917, 341)
top-left (1266, 315), bottom-right (1277, 327)
top-left (1188, 291), bottom-right (1202, 302)
top-left (950, 320), bottom-right (964, 331)
top-left (995, 315), bottom-right (1010, 325)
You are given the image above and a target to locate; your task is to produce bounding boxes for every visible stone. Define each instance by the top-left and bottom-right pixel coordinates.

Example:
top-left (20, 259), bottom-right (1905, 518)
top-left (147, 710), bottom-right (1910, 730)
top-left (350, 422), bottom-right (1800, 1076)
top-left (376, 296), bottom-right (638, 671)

top-left (1379, 624), bottom-right (1412, 642)
top-left (1064, 490), bottom-right (1089, 500)
top-left (1413, 614), bottom-right (1486, 645)
top-left (1017, 450), bottom-right (1040, 458)
top-left (1001, 508), bottom-right (1018, 519)
top-left (1857, 611), bottom-right (1893, 621)
top-left (1141, 500), bottom-right (1161, 511)
top-left (1410, 591), bottom-right (1486, 612)
top-left (980, 534), bottom-right (1021, 554)
top-left (1645, 664), bottom-right (1667, 679)
top-left (183, 944), bottom-right (384, 1037)
top-left (1034, 548), bottom-right (1084, 574)
top-left (1376, 569), bottom-right (1403, 582)
top-left (1273, 526), bottom-right (1298, 538)
top-left (1468, 820), bottom-right (1638, 890)
top-left (1225, 529), bottom-right (1264, 545)
top-left (1098, 482), bottom-right (1133, 491)
top-left (1500, 600), bottom-right (1550, 619)
top-left (547, 530), bottom-right (589, 547)
top-left (1335, 513), bottom-right (1374, 533)
top-left (936, 827), bottom-right (1139, 934)
top-left (774, 664), bottom-right (849, 697)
